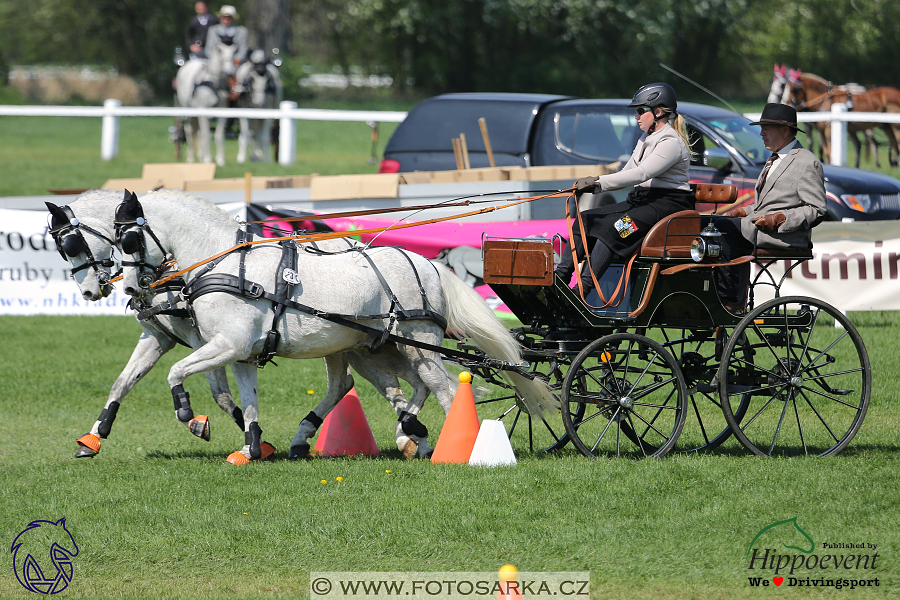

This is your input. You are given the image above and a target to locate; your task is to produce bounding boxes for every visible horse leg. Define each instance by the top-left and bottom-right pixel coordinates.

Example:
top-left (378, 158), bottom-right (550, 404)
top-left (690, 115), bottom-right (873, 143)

top-left (166, 333), bottom-right (245, 442)
top-left (848, 126), bottom-right (863, 169)
top-left (76, 329), bottom-right (177, 458)
top-left (348, 349), bottom-right (436, 458)
top-left (215, 115), bottom-right (227, 166)
top-left (184, 117), bottom-right (197, 163)
top-left (237, 117), bottom-right (249, 164)
top-left (288, 354), bottom-right (355, 459)
top-left (205, 366), bottom-right (246, 431)
top-left (259, 118), bottom-right (271, 163)
top-left (223, 362), bottom-right (276, 464)
top-left (198, 115), bottom-right (213, 163)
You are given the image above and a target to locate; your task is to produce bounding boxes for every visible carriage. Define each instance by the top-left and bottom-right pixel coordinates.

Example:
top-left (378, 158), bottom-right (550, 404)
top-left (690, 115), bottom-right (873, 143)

top-left (457, 183), bottom-right (870, 459)
top-left (51, 183), bottom-right (869, 462)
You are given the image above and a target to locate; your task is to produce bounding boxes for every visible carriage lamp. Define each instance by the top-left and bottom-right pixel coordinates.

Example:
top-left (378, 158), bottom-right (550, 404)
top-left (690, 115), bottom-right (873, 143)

top-left (690, 223), bottom-right (724, 263)
top-left (173, 46), bottom-right (185, 67)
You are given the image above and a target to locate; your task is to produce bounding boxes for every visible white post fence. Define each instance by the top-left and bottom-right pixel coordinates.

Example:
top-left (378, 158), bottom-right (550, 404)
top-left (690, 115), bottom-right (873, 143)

top-left (0, 102), bottom-right (408, 165)
top-left (2, 100), bottom-right (900, 167)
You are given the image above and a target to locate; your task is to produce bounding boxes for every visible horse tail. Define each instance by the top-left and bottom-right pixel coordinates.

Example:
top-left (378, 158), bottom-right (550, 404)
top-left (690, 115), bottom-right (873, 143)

top-left (434, 263), bottom-right (557, 416)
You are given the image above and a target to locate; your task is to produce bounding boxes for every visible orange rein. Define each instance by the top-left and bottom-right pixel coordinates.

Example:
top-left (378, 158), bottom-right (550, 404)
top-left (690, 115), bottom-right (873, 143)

top-left (150, 189), bottom-right (574, 289)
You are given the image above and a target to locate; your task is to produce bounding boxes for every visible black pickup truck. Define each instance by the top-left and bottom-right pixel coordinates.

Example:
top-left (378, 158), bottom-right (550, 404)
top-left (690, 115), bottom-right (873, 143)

top-left (379, 93), bottom-right (900, 221)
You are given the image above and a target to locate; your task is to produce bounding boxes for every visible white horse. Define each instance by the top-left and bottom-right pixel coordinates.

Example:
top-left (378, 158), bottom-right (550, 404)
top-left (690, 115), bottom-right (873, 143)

top-left (110, 191), bottom-right (555, 463)
top-left (47, 191), bottom-right (244, 457)
top-left (175, 40), bottom-right (243, 166)
top-left (49, 190), bottom-right (521, 460)
top-left (235, 49), bottom-right (282, 164)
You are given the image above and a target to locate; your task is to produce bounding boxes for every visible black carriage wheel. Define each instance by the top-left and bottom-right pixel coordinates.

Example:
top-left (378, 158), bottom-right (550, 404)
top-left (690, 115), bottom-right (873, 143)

top-left (717, 296), bottom-right (871, 457)
top-left (652, 327), bottom-right (751, 452)
top-left (561, 333), bottom-right (687, 459)
top-left (474, 360), bottom-right (572, 453)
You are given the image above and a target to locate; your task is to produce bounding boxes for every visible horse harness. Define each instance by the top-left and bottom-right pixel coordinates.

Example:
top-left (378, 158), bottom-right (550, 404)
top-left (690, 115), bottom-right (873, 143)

top-left (183, 232), bottom-right (450, 367)
top-left (48, 204), bottom-right (117, 284)
top-left (112, 207), bottom-right (532, 376)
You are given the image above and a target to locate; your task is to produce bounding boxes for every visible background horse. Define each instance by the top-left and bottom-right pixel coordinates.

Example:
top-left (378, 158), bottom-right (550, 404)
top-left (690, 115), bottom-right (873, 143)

top-left (174, 40), bottom-right (243, 166)
top-left (784, 69), bottom-right (900, 168)
top-left (48, 190), bottom-right (504, 459)
top-left (113, 192), bottom-right (555, 462)
top-left (235, 49), bottom-right (282, 164)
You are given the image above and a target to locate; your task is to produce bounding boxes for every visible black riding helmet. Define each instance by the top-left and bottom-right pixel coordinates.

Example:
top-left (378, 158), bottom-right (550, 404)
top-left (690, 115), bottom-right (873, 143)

top-left (627, 82), bottom-right (677, 111)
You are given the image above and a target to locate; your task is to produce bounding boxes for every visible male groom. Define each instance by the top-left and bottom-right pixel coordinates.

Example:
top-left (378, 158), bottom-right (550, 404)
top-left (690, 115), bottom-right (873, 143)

top-left (715, 103), bottom-right (827, 311)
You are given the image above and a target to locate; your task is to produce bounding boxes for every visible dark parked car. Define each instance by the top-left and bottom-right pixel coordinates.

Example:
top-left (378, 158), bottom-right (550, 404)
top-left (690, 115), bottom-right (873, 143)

top-left (380, 93), bottom-right (900, 221)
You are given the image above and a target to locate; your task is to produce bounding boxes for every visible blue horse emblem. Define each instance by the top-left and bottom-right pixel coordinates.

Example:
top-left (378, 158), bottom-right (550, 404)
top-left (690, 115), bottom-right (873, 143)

top-left (11, 518), bottom-right (79, 594)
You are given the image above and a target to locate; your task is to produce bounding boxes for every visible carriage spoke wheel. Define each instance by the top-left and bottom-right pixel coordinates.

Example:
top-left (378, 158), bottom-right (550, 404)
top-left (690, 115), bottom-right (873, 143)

top-left (474, 359), bottom-right (572, 453)
top-left (717, 296), bottom-right (870, 457)
top-left (653, 327), bottom-right (751, 452)
top-left (561, 333), bottom-right (687, 459)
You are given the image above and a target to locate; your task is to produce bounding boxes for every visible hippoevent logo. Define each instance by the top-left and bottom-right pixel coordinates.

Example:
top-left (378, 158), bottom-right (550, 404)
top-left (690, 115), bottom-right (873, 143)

top-left (11, 518), bottom-right (79, 594)
top-left (746, 517), bottom-right (880, 590)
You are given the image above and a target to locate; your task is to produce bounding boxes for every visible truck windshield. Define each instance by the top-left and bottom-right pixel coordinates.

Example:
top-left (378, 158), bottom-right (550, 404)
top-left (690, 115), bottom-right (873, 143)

top-left (703, 117), bottom-right (769, 164)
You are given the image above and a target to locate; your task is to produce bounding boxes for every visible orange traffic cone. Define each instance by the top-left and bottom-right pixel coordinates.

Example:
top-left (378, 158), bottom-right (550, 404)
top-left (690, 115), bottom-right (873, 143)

top-left (498, 565), bottom-right (523, 600)
top-left (431, 372), bottom-right (480, 464)
top-left (313, 388), bottom-right (380, 457)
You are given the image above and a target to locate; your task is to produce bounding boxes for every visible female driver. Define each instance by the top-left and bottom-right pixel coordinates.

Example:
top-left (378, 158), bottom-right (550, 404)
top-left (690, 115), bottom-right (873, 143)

top-left (555, 82), bottom-right (694, 295)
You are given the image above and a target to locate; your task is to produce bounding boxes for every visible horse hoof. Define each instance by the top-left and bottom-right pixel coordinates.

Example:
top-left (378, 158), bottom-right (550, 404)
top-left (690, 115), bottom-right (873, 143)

top-left (188, 415), bottom-right (211, 441)
top-left (226, 442), bottom-right (276, 465)
top-left (226, 451), bottom-right (249, 465)
top-left (259, 441), bottom-right (276, 460)
top-left (402, 438), bottom-right (418, 459)
top-left (75, 433), bottom-right (101, 458)
top-left (288, 442), bottom-right (310, 459)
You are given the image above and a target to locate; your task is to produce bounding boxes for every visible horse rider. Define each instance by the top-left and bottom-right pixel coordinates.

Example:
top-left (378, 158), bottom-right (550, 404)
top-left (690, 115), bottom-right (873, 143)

top-left (186, 1), bottom-right (219, 59)
top-left (555, 82), bottom-right (695, 295)
top-left (205, 5), bottom-right (249, 67)
top-left (714, 103), bottom-right (827, 312)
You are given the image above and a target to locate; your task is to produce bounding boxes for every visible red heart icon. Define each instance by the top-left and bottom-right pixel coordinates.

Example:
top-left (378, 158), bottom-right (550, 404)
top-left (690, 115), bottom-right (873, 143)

top-left (773, 577), bottom-right (783, 586)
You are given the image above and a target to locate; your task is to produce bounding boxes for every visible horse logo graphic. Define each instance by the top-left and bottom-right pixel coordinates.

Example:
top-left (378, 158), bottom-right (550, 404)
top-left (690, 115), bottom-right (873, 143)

top-left (747, 516), bottom-right (814, 557)
top-left (11, 518), bottom-right (79, 594)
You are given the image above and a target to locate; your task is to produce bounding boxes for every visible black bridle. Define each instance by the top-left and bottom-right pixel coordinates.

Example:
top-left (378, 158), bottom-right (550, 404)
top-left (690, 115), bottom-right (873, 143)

top-left (46, 203), bottom-right (117, 285)
top-left (114, 192), bottom-right (170, 290)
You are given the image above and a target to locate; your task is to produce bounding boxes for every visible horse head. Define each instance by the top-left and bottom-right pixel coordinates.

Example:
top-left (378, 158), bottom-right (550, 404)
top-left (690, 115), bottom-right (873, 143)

top-left (115, 191), bottom-right (170, 298)
top-left (46, 199), bottom-right (117, 301)
top-left (767, 63), bottom-right (789, 104)
top-left (209, 39), bottom-right (240, 81)
top-left (237, 49), bottom-right (282, 109)
top-left (784, 68), bottom-right (806, 108)
top-left (12, 518), bottom-right (79, 594)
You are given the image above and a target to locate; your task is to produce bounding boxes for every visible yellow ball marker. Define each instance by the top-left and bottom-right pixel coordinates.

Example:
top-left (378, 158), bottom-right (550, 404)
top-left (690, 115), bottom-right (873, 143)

top-left (459, 372), bottom-right (472, 384)
top-left (498, 564), bottom-right (518, 582)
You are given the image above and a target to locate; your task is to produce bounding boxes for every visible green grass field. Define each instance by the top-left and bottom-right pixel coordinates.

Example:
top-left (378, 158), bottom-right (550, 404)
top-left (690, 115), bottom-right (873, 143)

top-left (0, 313), bottom-right (898, 599)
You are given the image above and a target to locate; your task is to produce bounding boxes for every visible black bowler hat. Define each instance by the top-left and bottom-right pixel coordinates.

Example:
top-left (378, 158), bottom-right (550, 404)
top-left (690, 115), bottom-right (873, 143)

top-left (750, 103), bottom-right (806, 134)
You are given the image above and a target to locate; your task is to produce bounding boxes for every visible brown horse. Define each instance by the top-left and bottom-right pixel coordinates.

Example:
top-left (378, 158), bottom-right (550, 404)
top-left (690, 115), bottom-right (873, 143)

top-left (784, 70), bottom-right (900, 167)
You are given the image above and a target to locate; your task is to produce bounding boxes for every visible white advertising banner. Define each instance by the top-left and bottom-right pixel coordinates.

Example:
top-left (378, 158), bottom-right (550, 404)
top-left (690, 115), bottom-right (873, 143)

top-left (752, 221), bottom-right (900, 311)
top-left (0, 204), bottom-right (246, 315)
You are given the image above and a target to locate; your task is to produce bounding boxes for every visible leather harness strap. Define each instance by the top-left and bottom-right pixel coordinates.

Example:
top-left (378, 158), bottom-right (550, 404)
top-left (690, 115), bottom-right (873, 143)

top-left (565, 193), bottom-right (636, 310)
top-left (182, 241), bottom-right (450, 367)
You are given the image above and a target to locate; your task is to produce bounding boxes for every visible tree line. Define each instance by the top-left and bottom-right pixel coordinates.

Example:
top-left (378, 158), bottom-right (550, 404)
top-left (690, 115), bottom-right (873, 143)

top-left (1, 0), bottom-right (898, 104)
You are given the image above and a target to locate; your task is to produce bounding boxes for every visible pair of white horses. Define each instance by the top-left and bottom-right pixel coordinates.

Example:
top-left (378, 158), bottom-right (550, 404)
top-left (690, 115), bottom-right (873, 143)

top-left (50, 190), bottom-right (555, 463)
top-left (176, 44), bottom-right (282, 166)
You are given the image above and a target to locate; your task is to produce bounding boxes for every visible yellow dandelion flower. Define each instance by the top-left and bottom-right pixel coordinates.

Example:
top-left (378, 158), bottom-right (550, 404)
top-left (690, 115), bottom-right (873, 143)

top-left (336, 477), bottom-right (344, 482)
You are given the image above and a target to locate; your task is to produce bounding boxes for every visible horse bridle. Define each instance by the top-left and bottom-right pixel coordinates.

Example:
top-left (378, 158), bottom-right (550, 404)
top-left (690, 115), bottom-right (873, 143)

top-left (114, 195), bottom-right (170, 290)
top-left (47, 204), bottom-right (117, 285)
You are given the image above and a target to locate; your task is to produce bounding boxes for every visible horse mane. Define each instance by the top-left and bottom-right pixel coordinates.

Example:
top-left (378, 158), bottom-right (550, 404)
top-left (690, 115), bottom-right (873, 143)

top-left (145, 190), bottom-right (240, 231)
top-left (801, 72), bottom-right (830, 88)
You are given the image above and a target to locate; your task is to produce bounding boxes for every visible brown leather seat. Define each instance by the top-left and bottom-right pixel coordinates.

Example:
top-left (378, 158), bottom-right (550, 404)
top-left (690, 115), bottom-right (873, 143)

top-left (639, 210), bottom-right (701, 258)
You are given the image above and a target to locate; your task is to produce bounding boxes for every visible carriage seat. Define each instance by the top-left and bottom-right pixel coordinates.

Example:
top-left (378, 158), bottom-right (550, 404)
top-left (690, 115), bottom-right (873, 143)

top-left (639, 210), bottom-right (701, 258)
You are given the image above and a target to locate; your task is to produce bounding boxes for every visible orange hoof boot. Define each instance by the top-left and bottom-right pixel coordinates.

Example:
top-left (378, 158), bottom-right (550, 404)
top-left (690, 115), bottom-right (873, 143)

top-left (188, 415), bottom-right (211, 441)
top-left (226, 442), bottom-right (277, 465)
top-left (75, 433), bottom-right (101, 458)
top-left (259, 441), bottom-right (276, 460)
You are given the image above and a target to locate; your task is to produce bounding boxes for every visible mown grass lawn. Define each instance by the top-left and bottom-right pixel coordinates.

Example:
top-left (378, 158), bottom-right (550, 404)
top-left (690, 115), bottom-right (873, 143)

top-left (0, 314), bottom-right (898, 599)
